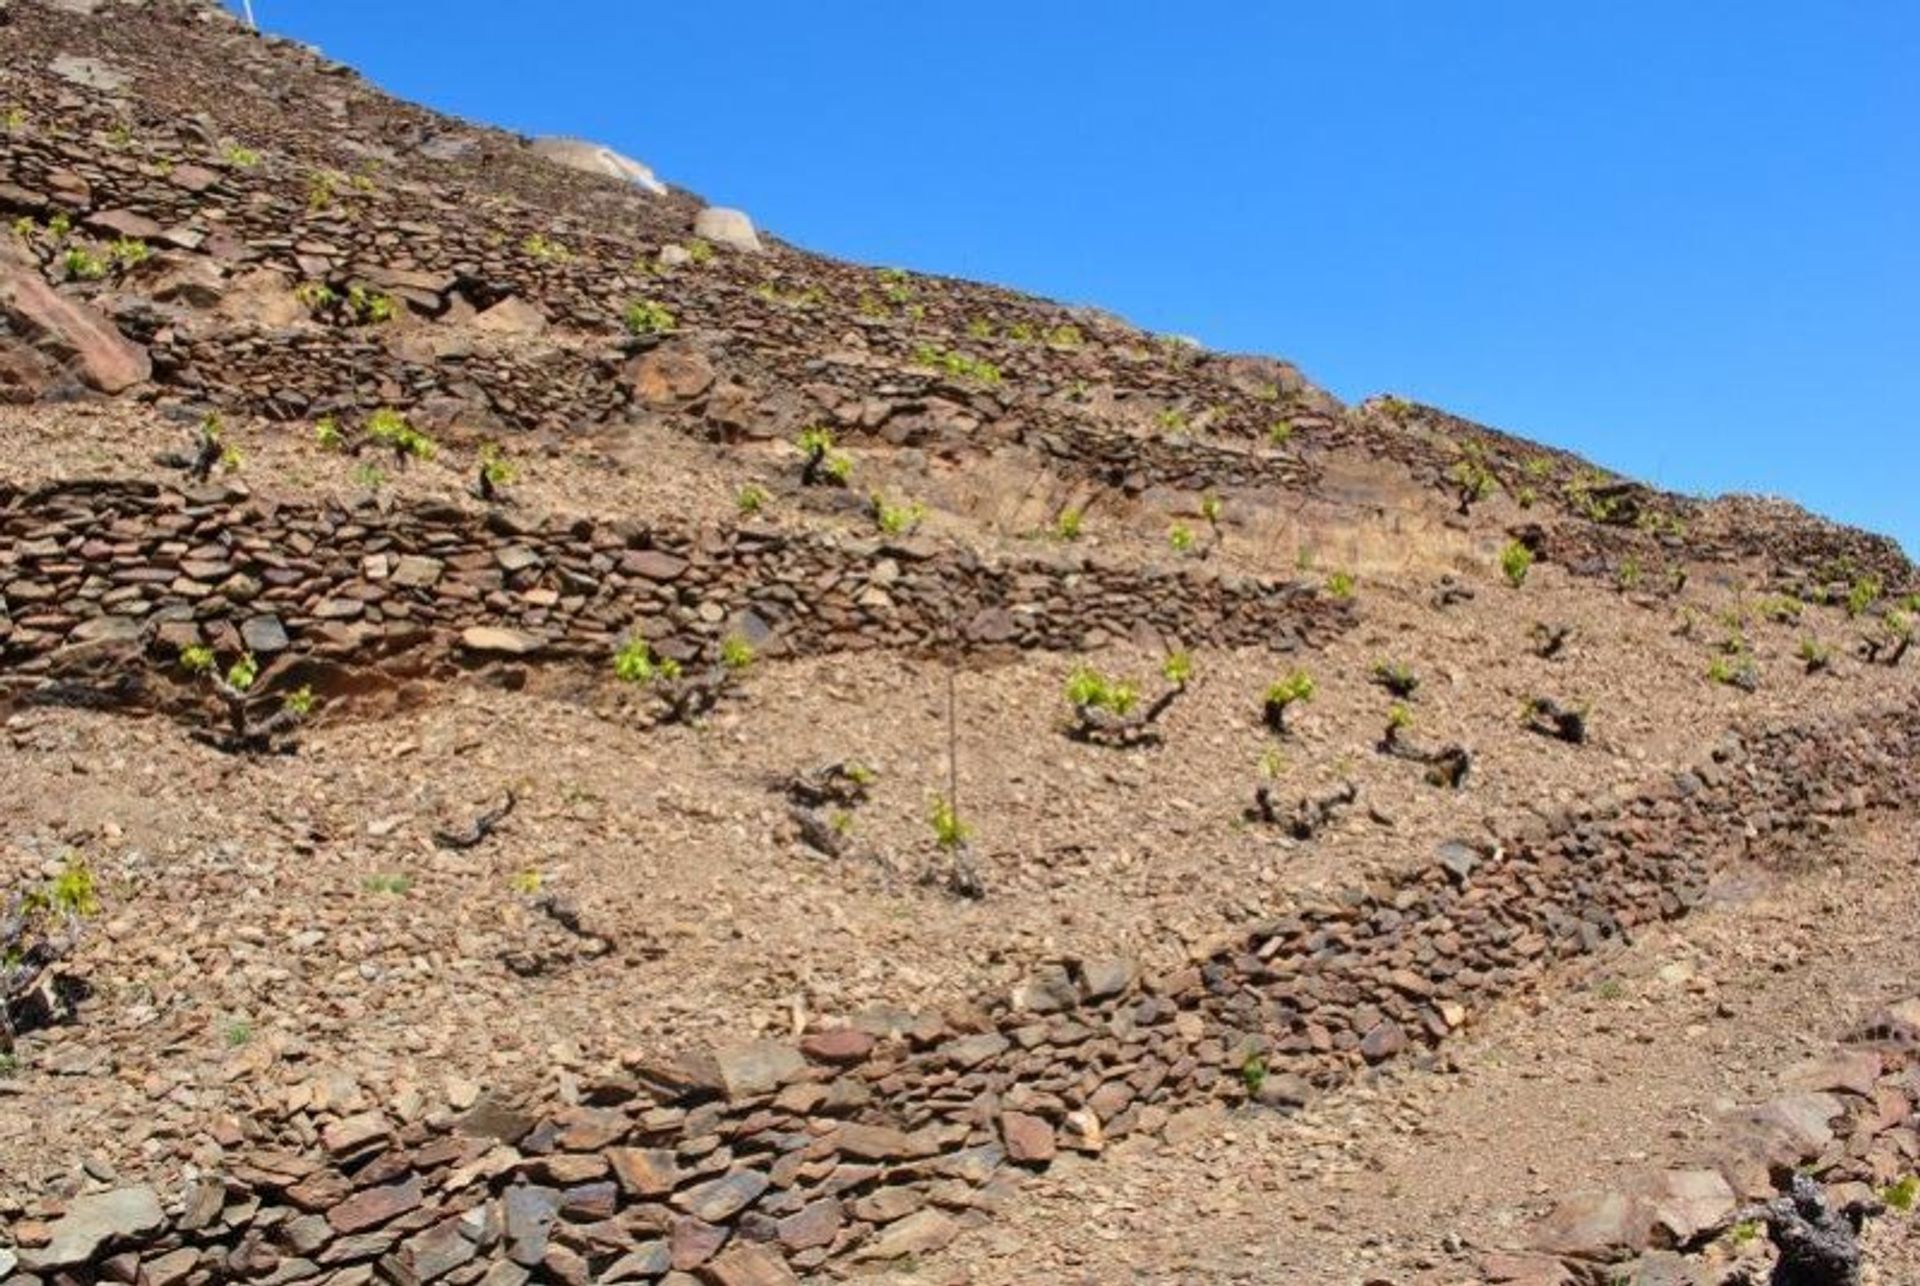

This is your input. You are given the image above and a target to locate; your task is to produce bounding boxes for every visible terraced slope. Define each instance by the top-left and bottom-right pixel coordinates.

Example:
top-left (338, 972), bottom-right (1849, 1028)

top-left (1, 3), bottom-right (1916, 1284)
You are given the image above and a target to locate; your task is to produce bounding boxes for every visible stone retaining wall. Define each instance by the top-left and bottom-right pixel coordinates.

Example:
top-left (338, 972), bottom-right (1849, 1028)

top-left (0, 481), bottom-right (1347, 686)
top-left (5, 696), bottom-right (1915, 1284)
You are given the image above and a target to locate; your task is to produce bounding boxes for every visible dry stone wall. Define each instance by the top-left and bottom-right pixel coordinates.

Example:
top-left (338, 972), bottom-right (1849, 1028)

top-left (4, 696), bottom-right (1916, 1284)
top-left (5, 0), bottom-right (1910, 597)
top-left (0, 481), bottom-right (1348, 691)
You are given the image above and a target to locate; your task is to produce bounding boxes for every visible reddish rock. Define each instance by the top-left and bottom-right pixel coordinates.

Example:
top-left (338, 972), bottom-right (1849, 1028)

top-left (775, 1198), bottom-right (843, 1251)
top-left (702, 1243), bottom-right (799, 1286)
top-left (1359, 1020), bottom-right (1407, 1063)
top-left (325, 1175), bottom-right (423, 1234)
top-left (799, 1028), bottom-right (875, 1064)
top-left (670, 1216), bottom-right (729, 1270)
top-left (621, 549), bottom-right (691, 581)
top-left (608, 1146), bottom-right (680, 1196)
top-left (0, 260), bottom-right (151, 394)
top-left (625, 346), bottom-right (715, 405)
top-left (999, 1111), bottom-right (1056, 1164)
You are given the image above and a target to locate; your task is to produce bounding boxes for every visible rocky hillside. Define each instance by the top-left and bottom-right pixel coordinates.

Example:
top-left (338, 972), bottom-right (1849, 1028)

top-left (1, 2), bottom-right (1917, 1284)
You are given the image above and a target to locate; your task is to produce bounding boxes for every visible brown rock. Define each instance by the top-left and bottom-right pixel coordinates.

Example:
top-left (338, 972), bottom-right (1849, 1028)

top-left (999, 1111), bottom-right (1056, 1164)
top-left (799, 1028), bottom-right (875, 1064)
top-left (1359, 1020), bottom-right (1407, 1063)
top-left (774, 1198), bottom-right (842, 1251)
top-left (322, 1110), bottom-right (391, 1157)
top-left (625, 346), bottom-right (715, 405)
top-left (700, 1244), bottom-right (799, 1286)
top-left (0, 262), bottom-right (150, 393)
top-left (326, 1175), bottom-right (423, 1234)
top-left (459, 626), bottom-right (545, 656)
top-left (852, 1209), bottom-right (958, 1262)
top-left (474, 296), bottom-right (548, 336)
top-left (1529, 1189), bottom-right (1648, 1260)
top-left (608, 1146), bottom-right (680, 1196)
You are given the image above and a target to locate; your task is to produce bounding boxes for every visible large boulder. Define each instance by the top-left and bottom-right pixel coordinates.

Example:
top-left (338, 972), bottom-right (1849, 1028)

top-left (693, 206), bottom-right (763, 253)
top-left (528, 136), bottom-right (666, 194)
top-left (0, 251), bottom-right (151, 396)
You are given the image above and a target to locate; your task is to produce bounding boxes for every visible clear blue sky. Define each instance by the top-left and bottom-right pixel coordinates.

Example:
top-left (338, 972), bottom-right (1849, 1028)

top-left (232, 2), bottom-right (1917, 555)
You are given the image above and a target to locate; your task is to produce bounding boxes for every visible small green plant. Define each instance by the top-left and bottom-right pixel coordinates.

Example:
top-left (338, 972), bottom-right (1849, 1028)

top-left (929, 795), bottom-right (971, 851)
top-left (1758, 594), bottom-right (1803, 623)
top-left (872, 494), bottom-right (927, 537)
top-left (282, 686), bottom-right (317, 718)
top-left (1006, 322), bottom-right (1035, 343)
top-left (295, 281), bottom-right (338, 312)
top-left (623, 299), bottom-right (675, 336)
top-left (62, 247), bottom-right (108, 280)
top-left (878, 267), bottom-right (914, 305)
top-left (1052, 507), bottom-right (1084, 541)
top-left (720, 635), bottom-right (756, 671)
top-left (1846, 575), bottom-right (1884, 618)
top-left (795, 427), bottom-right (852, 486)
top-left (1263, 670), bottom-right (1315, 735)
top-left (346, 285), bottom-right (394, 324)
top-left (47, 855), bottom-right (100, 918)
top-left (307, 170), bottom-right (340, 211)
top-left (1168, 523), bottom-right (1196, 555)
top-left (1065, 666), bottom-right (1140, 716)
top-left (47, 211), bottom-right (71, 241)
top-left (1372, 662), bottom-right (1419, 698)
top-left (966, 317), bottom-right (994, 340)
top-left (1324, 570), bottom-right (1356, 601)
top-left (0, 1052), bottom-right (17, 1077)
top-left (10, 215), bottom-right (34, 242)
top-left (1797, 637), bottom-right (1832, 673)
top-left (1258, 746), bottom-right (1286, 780)
top-left (352, 462), bottom-right (387, 490)
top-left (365, 408), bottom-right (436, 462)
top-left (222, 1018), bottom-right (254, 1048)
top-left (1500, 540), bottom-right (1535, 588)
top-left (2, 107), bottom-right (25, 133)
top-left (1199, 493), bottom-right (1224, 527)
top-left (1708, 652), bottom-right (1758, 691)
top-left (363, 873), bottom-right (412, 895)
top-left (1594, 977), bottom-right (1626, 1001)
top-left (613, 637), bottom-right (680, 685)
top-left (222, 144), bottom-right (261, 168)
top-left (1882, 1175), bottom-right (1918, 1212)
top-left (1240, 1053), bottom-right (1269, 1096)
top-left (1161, 650), bottom-right (1194, 687)
top-left (179, 644), bottom-right (216, 674)
top-left (1447, 457), bottom-right (1495, 508)
top-left (509, 869), bottom-right (543, 896)
top-left (1726, 1218), bottom-right (1761, 1246)
top-left (521, 232), bottom-right (573, 263)
top-left (686, 238), bottom-right (715, 265)
top-left (1045, 323), bottom-right (1083, 348)
top-left (911, 344), bottom-right (1002, 385)
top-left (735, 483), bottom-right (770, 515)
top-left (225, 653), bottom-right (259, 692)
top-left (1155, 407), bottom-right (1187, 436)
top-left (478, 443), bottom-right (517, 489)
top-left (1615, 558), bottom-right (1642, 591)
top-left (1269, 419), bottom-right (1294, 446)
top-left (108, 236), bottom-right (149, 268)
top-left (1386, 702), bottom-right (1414, 732)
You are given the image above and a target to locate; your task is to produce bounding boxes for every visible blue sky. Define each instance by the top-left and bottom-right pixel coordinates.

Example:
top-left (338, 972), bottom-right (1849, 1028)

top-left (232, 2), bottom-right (1916, 554)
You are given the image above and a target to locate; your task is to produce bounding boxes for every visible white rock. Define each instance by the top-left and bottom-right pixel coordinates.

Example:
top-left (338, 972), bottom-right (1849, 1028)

top-left (528, 136), bottom-right (666, 194)
top-left (693, 206), bottom-right (763, 253)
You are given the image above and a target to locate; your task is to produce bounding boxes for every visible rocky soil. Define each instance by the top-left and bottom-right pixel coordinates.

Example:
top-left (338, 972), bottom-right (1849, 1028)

top-left (0, 1), bottom-right (1916, 1283)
